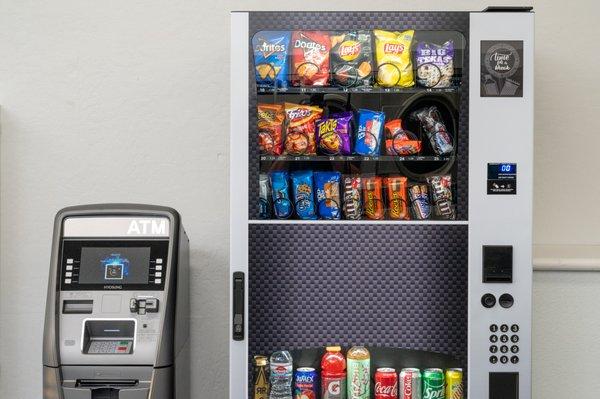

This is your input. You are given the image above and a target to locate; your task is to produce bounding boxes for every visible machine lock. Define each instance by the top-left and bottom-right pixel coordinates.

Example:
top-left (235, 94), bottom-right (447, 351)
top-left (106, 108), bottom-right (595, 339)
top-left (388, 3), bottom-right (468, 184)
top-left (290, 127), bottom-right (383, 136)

top-left (129, 298), bottom-right (159, 315)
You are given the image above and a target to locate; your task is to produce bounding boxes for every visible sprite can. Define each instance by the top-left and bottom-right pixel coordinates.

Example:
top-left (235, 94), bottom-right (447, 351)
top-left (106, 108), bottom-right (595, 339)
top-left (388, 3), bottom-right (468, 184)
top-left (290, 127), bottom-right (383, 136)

top-left (422, 368), bottom-right (444, 399)
top-left (445, 368), bottom-right (463, 399)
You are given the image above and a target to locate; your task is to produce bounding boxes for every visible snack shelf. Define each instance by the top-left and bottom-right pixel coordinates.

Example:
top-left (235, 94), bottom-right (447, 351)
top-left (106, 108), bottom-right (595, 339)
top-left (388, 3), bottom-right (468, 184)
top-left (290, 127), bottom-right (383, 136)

top-left (249, 219), bottom-right (468, 225)
top-left (260, 154), bottom-right (454, 162)
top-left (257, 85), bottom-right (460, 95)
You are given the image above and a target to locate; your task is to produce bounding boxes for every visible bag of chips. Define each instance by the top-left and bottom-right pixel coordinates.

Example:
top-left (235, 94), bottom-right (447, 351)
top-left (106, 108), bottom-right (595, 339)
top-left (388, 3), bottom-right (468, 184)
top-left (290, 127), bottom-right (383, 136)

top-left (291, 31), bottom-right (330, 86)
top-left (258, 103), bottom-right (285, 155)
top-left (316, 112), bottom-right (353, 155)
top-left (284, 103), bottom-right (323, 155)
top-left (330, 31), bottom-right (373, 87)
top-left (269, 171), bottom-right (293, 219)
top-left (384, 119), bottom-right (421, 156)
top-left (314, 171), bottom-right (341, 219)
top-left (252, 31), bottom-right (291, 89)
top-left (291, 170), bottom-right (317, 220)
top-left (374, 29), bottom-right (415, 88)
top-left (416, 40), bottom-right (454, 88)
top-left (355, 109), bottom-right (385, 156)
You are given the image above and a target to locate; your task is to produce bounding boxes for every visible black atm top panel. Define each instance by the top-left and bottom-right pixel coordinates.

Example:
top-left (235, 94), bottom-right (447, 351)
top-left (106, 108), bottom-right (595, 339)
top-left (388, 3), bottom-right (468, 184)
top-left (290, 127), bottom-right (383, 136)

top-left (59, 240), bottom-right (169, 291)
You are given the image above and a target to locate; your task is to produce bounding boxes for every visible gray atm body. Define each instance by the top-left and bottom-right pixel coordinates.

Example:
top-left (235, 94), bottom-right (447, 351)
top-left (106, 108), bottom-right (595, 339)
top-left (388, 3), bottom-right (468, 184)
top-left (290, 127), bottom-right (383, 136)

top-left (43, 204), bottom-right (190, 399)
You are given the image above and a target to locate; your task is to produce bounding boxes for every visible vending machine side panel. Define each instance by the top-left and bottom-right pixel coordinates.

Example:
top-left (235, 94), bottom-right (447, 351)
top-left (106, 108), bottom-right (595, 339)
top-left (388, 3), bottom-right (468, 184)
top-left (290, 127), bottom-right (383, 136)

top-left (230, 11), bottom-right (250, 399)
top-left (469, 10), bottom-right (534, 399)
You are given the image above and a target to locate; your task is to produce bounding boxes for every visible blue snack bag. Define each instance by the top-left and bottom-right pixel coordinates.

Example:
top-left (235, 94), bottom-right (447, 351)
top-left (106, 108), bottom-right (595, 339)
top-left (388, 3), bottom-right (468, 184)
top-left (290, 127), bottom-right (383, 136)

top-left (269, 171), bottom-right (293, 219)
top-left (290, 170), bottom-right (317, 220)
top-left (314, 171), bottom-right (342, 220)
top-left (354, 109), bottom-right (385, 156)
top-left (252, 31), bottom-right (291, 89)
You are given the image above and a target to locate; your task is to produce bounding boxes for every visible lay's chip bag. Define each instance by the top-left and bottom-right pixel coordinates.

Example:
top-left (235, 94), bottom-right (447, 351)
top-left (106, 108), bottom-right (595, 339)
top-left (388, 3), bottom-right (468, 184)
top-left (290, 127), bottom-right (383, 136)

top-left (374, 29), bottom-right (415, 88)
top-left (252, 31), bottom-right (291, 89)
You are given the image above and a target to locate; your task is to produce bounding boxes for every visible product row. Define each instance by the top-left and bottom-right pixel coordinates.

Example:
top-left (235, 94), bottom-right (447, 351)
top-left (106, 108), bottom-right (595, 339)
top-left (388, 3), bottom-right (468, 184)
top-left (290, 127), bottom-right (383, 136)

top-left (253, 346), bottom-right (463, 399)
top-left (258, 103), bottom-right (453, 157)
top-left (253, 30), bottom-right (457, 89)
top-left (259, 172), bottom-right (455, 221)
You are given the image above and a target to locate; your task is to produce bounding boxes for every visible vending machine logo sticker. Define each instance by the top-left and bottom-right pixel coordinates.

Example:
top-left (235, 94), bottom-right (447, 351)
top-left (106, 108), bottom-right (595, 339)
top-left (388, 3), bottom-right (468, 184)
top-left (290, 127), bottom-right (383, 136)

top-left (481, 40), bottom-right (523, 97)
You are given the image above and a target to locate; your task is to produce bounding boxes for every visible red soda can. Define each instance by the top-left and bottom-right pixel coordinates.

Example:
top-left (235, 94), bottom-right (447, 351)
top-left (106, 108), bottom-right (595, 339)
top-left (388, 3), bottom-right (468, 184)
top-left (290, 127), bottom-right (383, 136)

top-left (375, 367), bottom-right (398, 399)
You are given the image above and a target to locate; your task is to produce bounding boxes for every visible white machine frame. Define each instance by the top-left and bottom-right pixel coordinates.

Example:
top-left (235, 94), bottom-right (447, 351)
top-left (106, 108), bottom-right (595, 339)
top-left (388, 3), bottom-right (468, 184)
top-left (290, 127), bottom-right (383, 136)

top-left (230, 10), bottom-right (533, 399)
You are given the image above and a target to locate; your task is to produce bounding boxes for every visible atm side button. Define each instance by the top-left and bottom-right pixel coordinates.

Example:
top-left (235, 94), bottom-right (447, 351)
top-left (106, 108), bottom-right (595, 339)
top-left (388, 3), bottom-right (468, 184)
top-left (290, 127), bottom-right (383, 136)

top-left (154, 279), bottom-right (161, 284)
top-left (155, 265), bottom-right (163, 271)
top-left (67, 259), bottom-right (73, 264)
top-left (156, 258), bottom-right (163, 264)
top-left (65, 279), bottom-right (72, 284)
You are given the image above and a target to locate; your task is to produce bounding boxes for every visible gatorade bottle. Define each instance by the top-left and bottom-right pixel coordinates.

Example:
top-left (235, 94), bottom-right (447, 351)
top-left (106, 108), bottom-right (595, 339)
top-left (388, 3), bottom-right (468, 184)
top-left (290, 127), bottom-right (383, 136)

top-left (321, 346), bottom-right (347, 399)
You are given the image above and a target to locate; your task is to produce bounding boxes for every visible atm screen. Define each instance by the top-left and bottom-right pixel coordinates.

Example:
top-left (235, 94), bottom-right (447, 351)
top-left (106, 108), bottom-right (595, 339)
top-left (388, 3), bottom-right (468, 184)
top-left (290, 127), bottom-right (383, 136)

top-left (79, 247), bottom-right (151, 285)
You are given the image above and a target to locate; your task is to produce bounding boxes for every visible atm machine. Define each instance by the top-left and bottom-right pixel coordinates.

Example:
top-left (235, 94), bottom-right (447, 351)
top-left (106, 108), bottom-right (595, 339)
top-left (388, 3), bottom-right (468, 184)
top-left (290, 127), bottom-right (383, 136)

top-left (43, 204), bottom-right (189, 399)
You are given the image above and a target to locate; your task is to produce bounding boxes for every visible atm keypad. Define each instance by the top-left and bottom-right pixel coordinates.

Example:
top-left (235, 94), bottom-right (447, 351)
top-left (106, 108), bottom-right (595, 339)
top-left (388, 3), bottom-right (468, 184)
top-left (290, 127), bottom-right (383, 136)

top-left (489, 323), bottom-right (519, 364)
top-left (88, 340), bottom-right (132, 354)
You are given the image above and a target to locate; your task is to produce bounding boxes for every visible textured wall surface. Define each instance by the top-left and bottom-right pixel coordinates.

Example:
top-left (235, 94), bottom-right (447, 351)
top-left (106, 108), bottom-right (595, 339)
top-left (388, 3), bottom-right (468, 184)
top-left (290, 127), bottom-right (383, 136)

top-left (1, 1), bottom-right (599, 398)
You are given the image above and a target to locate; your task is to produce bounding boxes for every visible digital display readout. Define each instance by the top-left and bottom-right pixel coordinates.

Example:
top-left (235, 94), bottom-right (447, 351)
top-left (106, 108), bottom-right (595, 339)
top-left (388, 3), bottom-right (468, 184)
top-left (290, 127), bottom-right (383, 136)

top-left (487, 163), bottom-right (517, 195)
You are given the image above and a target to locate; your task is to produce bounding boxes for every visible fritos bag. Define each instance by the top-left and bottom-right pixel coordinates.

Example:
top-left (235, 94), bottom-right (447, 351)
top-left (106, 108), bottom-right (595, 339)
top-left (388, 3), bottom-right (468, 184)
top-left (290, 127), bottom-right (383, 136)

top-left (374, 29), bottom-right (415, 88)
top-left (284, 103), bottom-right (323, 155)
top-left (291, 31), bottom-right (330, 86)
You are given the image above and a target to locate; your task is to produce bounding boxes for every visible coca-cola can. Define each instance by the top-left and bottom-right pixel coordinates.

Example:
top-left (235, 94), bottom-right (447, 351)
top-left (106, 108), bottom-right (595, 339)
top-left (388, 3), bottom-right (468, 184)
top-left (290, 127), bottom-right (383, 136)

top-left (375, 367), bottom-right (398, 399)
top-left (399, 368), bottom-right (422, 399)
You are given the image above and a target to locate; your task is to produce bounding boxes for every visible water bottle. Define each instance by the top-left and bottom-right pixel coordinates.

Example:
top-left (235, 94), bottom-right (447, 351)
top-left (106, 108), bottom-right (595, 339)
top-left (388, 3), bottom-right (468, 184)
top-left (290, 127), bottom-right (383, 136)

top-left (269, 350), bottom-right (293, 399)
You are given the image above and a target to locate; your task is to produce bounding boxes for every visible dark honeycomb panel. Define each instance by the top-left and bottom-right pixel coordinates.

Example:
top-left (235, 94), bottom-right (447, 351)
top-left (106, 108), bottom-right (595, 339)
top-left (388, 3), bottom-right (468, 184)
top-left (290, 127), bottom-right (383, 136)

top-left (248, 12), bottom-right (470, 220)
top-left (248, 223), bottom-right (468, 366)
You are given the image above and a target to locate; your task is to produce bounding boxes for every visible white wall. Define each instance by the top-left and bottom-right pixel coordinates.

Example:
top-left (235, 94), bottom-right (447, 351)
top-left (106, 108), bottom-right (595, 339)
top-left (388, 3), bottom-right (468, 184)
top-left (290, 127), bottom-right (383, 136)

top-left (0, 1), bottom-right (598, 398)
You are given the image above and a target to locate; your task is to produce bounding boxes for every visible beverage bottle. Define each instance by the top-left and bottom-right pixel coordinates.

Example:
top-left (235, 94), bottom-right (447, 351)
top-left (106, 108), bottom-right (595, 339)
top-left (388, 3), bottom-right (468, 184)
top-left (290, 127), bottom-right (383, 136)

top-left (254, 355), bottom-right (270, 399)
top-left (321, 346), bottom-right (347, 399)
top-left (269, 350), bottom-right (293, 399)
top-left (346, 346), bottom-right (370, 399)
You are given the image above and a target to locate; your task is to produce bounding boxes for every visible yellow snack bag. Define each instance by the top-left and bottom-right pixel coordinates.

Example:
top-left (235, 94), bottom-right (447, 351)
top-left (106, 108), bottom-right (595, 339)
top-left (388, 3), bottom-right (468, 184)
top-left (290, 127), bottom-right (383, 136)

top-left (374, 29), bottom-right (415, 88)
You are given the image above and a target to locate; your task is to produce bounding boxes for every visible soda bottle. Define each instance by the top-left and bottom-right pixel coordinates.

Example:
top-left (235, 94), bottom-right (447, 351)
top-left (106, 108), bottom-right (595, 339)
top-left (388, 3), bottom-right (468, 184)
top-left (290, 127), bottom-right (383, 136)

top-left (321, 346), bottom-right (347, 399)
top-left (254, 355), bottom-right (270, 399)
top-left (269, 350), bottom-right (293, 399)
top-left (346, 346), bottom-right (370, 399)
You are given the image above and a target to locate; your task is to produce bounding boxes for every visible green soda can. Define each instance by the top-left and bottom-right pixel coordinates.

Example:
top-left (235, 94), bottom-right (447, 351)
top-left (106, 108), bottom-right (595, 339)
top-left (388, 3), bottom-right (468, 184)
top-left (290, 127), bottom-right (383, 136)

top-left (422, 368), bottom-right (444, 399)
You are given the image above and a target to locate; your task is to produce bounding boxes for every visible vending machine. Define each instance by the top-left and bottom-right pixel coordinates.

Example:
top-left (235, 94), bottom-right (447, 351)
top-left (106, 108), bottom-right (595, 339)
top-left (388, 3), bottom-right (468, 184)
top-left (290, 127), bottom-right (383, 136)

top-left (230, 8), bottom-right (533, 399)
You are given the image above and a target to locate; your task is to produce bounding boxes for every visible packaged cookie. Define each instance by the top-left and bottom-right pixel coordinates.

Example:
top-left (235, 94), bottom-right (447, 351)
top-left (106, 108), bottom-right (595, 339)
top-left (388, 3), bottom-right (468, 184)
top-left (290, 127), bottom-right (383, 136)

top-left (291, 170), bottom-right (317, 220)
top-left (314, 171), bottom-right (342, 220)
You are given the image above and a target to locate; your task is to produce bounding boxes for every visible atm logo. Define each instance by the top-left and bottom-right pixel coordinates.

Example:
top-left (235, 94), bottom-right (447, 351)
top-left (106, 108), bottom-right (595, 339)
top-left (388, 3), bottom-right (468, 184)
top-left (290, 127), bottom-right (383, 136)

top-left (127, 219), bottom-right (167, 235)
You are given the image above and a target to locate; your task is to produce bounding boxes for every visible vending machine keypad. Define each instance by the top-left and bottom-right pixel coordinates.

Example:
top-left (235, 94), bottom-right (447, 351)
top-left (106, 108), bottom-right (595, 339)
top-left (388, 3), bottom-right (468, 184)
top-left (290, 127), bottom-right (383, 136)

top-left (489, 324), bottom-right (519, 364)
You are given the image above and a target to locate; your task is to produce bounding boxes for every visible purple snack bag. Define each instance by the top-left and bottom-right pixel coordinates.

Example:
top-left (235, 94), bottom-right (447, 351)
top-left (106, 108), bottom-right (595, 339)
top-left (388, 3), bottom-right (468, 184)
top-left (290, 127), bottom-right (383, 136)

top-left (416, 40), bottom-right (454, 88)
top-left (316, 111), bottom-right (353, 155)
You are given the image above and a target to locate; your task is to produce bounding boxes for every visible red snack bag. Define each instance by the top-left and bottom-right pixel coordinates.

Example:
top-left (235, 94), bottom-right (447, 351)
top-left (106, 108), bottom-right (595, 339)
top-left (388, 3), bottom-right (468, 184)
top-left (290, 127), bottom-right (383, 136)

top-left (284, 103), bottom-right (323, 155)
top-left (258, 103), bottom-right (285, 155)
top-left (362, 176), bottom-right (385, 220)
top-left (291, 31), bottom-right (331, 86)
top-left (384, 119), bottom-right (422, 156)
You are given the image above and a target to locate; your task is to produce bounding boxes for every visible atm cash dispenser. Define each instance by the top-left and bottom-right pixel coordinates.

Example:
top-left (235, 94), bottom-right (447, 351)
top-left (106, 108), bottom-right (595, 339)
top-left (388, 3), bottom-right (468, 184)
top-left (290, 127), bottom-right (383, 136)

top-left (43, 205), bottom-right (189, 399)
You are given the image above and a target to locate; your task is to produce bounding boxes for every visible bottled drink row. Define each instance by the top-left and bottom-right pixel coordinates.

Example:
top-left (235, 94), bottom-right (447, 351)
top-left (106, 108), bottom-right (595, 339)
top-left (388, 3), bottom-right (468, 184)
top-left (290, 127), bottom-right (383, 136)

top-left (254, 346), bottom-right (463, 399)
top-left (253, 30), bottom-right (456, 89)
top-left (258, 103), bottom-right (453, 157)
top-left (259, 172), bottom-right (455, 220)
